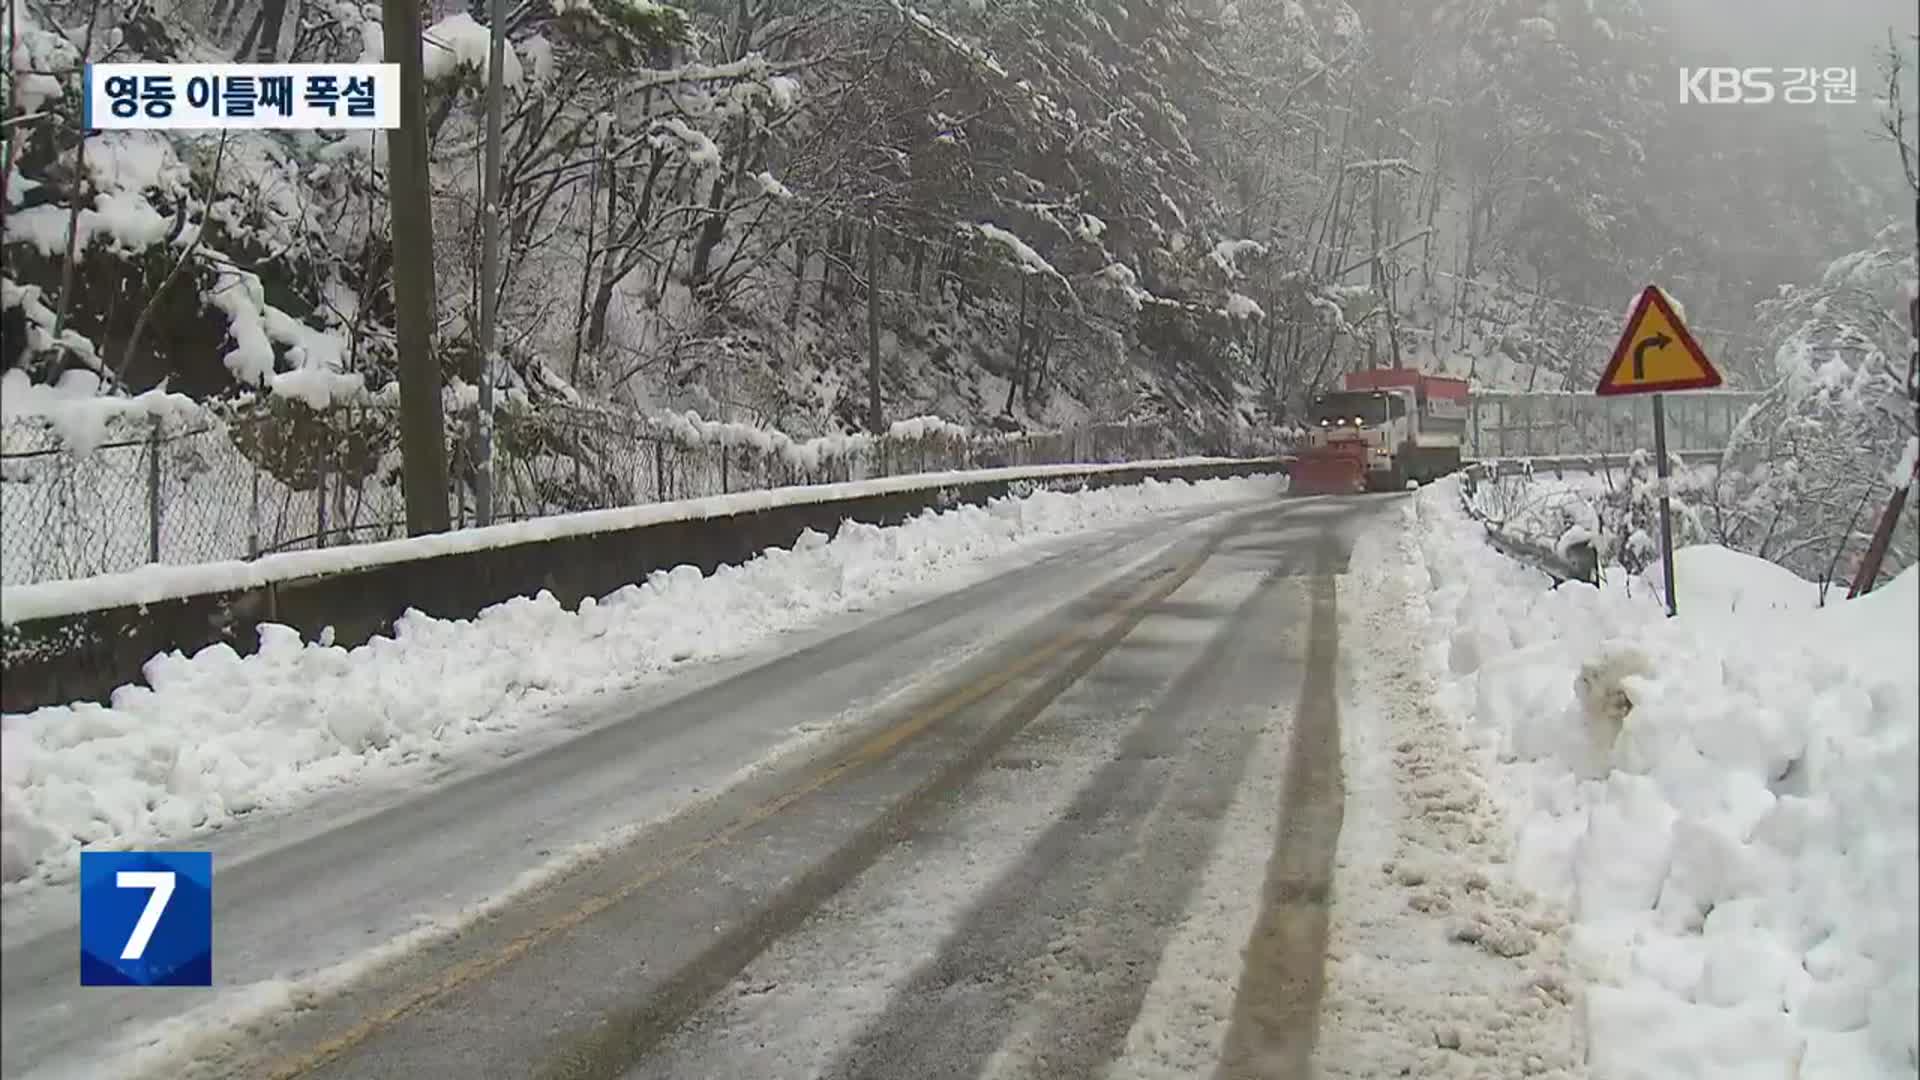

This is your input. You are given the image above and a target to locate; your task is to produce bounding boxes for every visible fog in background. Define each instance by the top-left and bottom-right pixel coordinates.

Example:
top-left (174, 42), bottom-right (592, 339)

top-left (1660, 0), bottom-right (1919, 152)
top-left (1662, 0), bottom-right (1917, 70)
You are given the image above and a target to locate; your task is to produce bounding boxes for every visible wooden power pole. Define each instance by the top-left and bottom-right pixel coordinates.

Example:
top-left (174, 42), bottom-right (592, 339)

top-left (866, 212), bottom-right (883, 434)
top-left (384, 0), bottom-right (450, 535)
top-left (1847, 294), bottom-right (1920, 598)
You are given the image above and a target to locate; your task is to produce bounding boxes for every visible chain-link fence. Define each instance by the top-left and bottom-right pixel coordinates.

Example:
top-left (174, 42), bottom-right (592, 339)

top-left (2, 402), bottom-right (1280, 587)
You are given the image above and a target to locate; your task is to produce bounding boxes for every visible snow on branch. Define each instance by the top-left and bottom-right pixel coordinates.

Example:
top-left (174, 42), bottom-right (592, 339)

top-left (195, 257), bottom-right (371, 409)
top-left (887, 1), bottom-right (1069, 129)
top-left (622, 52), bottom-right (815, 95)
top-left (1096, 262), bottom-right (1151, 311)
top-left (651, 117), bottom-right (723, 170)
top-left (1209, 238), bottom-right (1268, 279)
top-left (423, 15), bottom-right (525, 87)
top-left (753, 171), bottom-right (795, 200)
top-left (974, 223), bottom-right (1071, 290)
top-left (1308, 294), bottom-right (1354, 335)
top-left (1095, 261), bottom-right (1248, 321)
top-left (1341, 157), bottom-right (1418, 175)
top-left (2, 280), bottom-right (105, 378)
top-left (889, 1), bottom-right (1009, 79)
top-left (1225, 293), bottom-right (1266, 321)
top-left (649, 410), bottom-right (974, 472)
top-left (887, 415), bottom-right (971, 441)
top-left (0, 369), bottom-right (205, 455)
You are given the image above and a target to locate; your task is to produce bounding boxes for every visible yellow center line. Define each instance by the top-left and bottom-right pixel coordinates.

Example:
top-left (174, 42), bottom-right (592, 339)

top-left (253, 558), bottom-right (1192, 1080)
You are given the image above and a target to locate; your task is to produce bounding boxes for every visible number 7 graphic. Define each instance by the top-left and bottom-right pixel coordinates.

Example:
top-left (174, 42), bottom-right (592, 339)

top-left (80, 851), bottom-right (213, 986)
top-left (116, 871), bottom-right (176, 960)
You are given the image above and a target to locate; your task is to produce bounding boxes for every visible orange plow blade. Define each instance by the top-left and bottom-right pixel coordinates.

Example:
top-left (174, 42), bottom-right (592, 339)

top-left (1289, 444), bottom-right (1368, 495)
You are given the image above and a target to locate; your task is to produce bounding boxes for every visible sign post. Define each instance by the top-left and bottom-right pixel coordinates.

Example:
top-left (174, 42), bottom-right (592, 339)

top-left (1595, 285), bottom-right (1723, 617)
top-left (1649, 393), bottom-right (1678, 617)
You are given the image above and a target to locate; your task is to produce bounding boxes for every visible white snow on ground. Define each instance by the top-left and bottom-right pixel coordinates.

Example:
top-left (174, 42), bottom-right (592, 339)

top-left (1313, 501), bottom-right (1587, 1079)
top-left (1412, 478), bottom-right (1919, 1080)
top-left (1647, 544), bottom-right (1825, 616)
top-left (0, 475), bottom-right (1273, 890)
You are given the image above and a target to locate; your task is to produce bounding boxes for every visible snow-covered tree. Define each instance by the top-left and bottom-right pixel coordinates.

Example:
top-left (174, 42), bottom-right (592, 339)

top-left (1705, 221), bottom-right (1918, 582)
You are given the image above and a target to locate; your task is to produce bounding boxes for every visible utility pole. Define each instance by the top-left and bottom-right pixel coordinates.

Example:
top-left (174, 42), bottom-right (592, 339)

top-left (866, 210), bottom-right (883, 434)
top-left (1847, 294), bottom-right (1920, 598)
top-left (473, 0), bottom-right (506, 525)
top-left (384, 0), bottom-right (450, 535)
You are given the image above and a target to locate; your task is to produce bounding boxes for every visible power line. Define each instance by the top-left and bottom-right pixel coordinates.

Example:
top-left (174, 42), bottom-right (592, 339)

top-left (1414, 267), bottom-right (1769, 345)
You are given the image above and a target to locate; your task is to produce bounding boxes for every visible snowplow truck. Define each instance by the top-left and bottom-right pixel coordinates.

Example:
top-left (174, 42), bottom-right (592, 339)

top-left (1290, 369), bottom-right (1469, 495)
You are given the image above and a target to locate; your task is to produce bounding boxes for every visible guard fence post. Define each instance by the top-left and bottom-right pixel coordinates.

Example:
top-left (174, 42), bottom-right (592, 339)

top-left (147, 414), bottom-right (163, 564)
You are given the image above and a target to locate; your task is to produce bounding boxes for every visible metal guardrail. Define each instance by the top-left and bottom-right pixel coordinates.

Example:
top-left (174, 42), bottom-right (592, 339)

top-left (1455, 447), bottom-right (1736, 587)
top-left (1460, 449), bottom-right (1724, 478)
top-left (1454, 457), bottom-right (1648, 587)
top-left (1474, 517), bottom-right (1601, 587)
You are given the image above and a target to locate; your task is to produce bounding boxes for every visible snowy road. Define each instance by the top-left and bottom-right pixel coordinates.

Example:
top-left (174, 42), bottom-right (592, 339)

top-left (3, 491), bottom-right (1404, 1080)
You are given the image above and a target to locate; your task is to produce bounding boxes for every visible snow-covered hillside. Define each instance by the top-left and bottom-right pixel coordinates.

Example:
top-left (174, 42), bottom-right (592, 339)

top-left (8, 0), bottom-right (1909, 459)
top-left (2, 0), bottom-right (1278, 443)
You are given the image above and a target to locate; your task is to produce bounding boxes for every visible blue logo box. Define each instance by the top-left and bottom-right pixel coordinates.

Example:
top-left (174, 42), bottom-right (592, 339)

top-left (79, 851), bottom-right (213, 986)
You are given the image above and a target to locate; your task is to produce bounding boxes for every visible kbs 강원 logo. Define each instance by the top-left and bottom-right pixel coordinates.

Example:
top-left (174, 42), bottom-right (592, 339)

top-left (1678, 67), bottom-right (1858, 105)
top-left (79, 851), bottom-right (213, 986)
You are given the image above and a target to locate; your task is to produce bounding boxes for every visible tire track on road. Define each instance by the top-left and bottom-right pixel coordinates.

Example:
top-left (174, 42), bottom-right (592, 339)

top-left (821, 516), bottom-right (1303, 1080)
top-left (530, 515), bottom-right (1255, 1080)
top-left (1211, 539), bottom-right (1345, 1080)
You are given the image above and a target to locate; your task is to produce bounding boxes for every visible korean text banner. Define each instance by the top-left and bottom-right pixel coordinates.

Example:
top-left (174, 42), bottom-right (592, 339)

top-left (84, 63), bottom-right (401, 130)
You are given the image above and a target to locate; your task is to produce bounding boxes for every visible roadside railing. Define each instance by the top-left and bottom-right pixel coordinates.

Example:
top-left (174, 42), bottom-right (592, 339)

top-left (1457, 460), bottom-right (1602, 587)
top-left (2, 401), bottom-right (1286, 586)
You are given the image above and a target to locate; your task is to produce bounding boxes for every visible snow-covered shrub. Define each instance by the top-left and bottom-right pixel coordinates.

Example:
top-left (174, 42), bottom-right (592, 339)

top-left (1593, 450), bottom-right (1712, 576)
top-left (1702, 223), bottom-right (1918, 583)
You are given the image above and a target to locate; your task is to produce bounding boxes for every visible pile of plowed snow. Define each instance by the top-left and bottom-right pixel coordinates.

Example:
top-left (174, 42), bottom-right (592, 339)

top-left (1410, 482), bottom-right (1917, 1080)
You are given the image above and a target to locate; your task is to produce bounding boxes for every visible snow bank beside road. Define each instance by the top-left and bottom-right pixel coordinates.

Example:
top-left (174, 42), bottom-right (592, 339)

top-left (1314, 510), bottom-right (1586, 1079)
top-left (1412, 481), bottom-right (1918, 1080)
top-left (0, 476), bottom-right (1272, 889)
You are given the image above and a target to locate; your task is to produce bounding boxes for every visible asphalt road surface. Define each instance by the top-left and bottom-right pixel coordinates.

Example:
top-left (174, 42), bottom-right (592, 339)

top-left (1, 489), bottom-right (1399, 1080)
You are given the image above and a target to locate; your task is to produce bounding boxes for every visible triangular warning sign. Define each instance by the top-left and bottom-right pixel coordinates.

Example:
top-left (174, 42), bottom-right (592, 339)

top-left (1595, 286), bottom-right (1723, 396)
